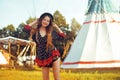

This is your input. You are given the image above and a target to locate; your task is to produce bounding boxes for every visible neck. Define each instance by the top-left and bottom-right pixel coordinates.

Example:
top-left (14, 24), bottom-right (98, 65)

top-left (39, 27), bottom-right (47, 37)
top-left (40, 26), bottom-right (46, 31)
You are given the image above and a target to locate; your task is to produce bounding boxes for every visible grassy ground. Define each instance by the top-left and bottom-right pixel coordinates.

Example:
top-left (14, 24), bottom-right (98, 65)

top-left (0, 67), bottom-right (120, 80)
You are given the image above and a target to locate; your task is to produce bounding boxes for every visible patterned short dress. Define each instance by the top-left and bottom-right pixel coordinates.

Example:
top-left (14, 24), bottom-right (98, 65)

top-left (32, 30), bottom-right (65, 67)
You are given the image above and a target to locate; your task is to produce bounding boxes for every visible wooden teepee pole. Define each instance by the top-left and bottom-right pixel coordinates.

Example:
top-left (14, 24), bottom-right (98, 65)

top-left (8, 41), bottom-right (11, 64)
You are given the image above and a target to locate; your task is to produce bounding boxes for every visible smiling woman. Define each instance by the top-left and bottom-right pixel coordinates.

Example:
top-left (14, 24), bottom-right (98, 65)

top-left (24, 12), bottom-right (66, 80)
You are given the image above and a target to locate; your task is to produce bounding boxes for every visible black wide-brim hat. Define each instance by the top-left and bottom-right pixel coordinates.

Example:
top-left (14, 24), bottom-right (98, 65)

top-left (40, 12), bottom-right (54, 21)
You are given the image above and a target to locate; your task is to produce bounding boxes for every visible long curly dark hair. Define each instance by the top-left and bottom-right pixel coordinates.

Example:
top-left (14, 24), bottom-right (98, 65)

top-left (37, 13), bottom-right (54, 50)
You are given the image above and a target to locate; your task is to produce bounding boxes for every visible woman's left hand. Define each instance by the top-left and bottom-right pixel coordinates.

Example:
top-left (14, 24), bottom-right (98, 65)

top-left (52, 23), bottom-right (63, 33)
top-left (52, 23), bottom-right (58, 28)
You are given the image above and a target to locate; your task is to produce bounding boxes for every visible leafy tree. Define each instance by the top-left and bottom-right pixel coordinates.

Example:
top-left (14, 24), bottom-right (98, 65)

top-left (26, 17), bottom-right (36, 24)
top-left (6, 24), bottom-right (15, 36)
top-left (0, 24), bottom-right (15, 37)
top-left (7, 24), bottom-right (15, 32)
top-left (0, 27), bottom-right (7, 37)
top-left (15, 23), bottom-right (30, 40)
top-left (53, 10), bottom-right (69, 28)
top-left (52, 10), bottom-right (69, 56)
top-left (70, 18), bottom-right (81, 41)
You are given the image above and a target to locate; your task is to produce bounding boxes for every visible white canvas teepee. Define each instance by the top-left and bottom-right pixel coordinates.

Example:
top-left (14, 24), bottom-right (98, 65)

top-left (0, 51), bottom-right (8, 65)
top-left (61, 0), bottom-right (120, 68)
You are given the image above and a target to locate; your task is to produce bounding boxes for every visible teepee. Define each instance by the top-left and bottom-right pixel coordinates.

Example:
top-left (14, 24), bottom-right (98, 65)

top-left (61, 0), bottom-right (120, 68)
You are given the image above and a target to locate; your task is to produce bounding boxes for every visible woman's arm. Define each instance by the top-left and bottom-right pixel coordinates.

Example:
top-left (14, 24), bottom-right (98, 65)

top-left (53, 23), bottom-right (63, 33)
top-left (24, 19), bottom-right (38, 41)
top-left (28, 19), bottom-right (38, 27)
top-left (52, 23), bottom-right (66, 41)
top-left (24, 19), bottom-right (38, 31)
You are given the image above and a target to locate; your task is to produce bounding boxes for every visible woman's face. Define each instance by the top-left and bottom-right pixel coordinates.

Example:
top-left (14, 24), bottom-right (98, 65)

top-left (41, 16), bottom-right (50, 27)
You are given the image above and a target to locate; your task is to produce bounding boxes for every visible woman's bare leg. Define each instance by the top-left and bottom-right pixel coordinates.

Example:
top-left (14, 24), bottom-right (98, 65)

top-left (52, 58), bottom-right (60, 80)
top-left (42, 67), bottom-right (50, 80)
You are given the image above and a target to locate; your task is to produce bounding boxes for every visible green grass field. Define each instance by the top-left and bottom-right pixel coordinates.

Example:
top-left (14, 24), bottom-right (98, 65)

top-left (0, 67), bottom-right (120, 80)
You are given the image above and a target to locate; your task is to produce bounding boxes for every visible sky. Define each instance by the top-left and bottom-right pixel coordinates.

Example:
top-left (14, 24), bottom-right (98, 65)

top-left (0, 0), bottom-right (120, 29)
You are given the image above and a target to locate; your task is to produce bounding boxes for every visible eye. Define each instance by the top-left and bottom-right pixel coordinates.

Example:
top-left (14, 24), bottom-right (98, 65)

top-left (43, 19), bottom-right (50, 23)
top-left (47, 20), bottom-right (50, 23)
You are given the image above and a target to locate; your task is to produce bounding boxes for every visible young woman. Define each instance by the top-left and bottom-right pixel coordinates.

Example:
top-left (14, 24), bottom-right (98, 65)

top-left (24, 12), bottom-right (65, 80)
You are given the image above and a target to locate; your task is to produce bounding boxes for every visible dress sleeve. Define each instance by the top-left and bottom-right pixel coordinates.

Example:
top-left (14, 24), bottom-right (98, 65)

top-left (23, 25), bottom-right (31, 33)
top-left (24, 25), bottom-right (31, 30)
top-left (52, 30), bottom-right (66, 41)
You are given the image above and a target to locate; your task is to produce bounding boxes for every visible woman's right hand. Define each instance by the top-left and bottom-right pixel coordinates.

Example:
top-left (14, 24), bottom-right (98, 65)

top-left (29, 19), bottom-right (38, 27)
